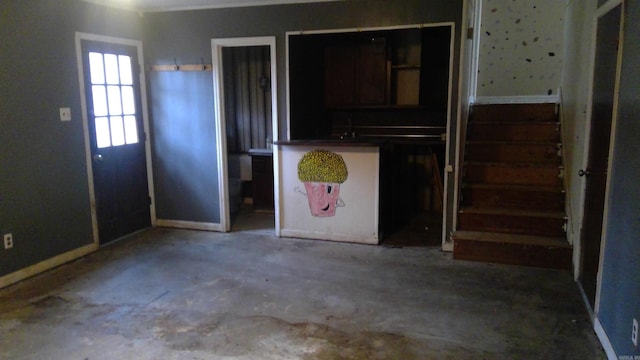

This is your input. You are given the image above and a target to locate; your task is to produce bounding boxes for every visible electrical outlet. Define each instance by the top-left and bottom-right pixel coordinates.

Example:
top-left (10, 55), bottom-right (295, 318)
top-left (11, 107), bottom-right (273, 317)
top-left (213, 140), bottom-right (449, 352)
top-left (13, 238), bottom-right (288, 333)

top-left (3, 233), bottom-right (13, 249)
top-left (633, 318), bottom-right (638, 347)
top-left (59, 107), bottom-right (71, 122)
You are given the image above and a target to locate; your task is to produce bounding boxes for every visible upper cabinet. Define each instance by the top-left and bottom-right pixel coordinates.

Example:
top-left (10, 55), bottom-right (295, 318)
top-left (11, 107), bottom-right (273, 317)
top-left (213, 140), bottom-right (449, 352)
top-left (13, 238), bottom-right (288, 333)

top-left (319, 27), bottom-right (450, 109)
top-left (325, 37), bottom-right (388, 107)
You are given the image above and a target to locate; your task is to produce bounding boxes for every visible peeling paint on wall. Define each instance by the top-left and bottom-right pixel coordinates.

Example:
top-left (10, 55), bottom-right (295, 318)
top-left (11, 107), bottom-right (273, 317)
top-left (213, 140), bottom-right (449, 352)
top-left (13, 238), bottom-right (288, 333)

top-left (477, 0), bottom-right (566, 97)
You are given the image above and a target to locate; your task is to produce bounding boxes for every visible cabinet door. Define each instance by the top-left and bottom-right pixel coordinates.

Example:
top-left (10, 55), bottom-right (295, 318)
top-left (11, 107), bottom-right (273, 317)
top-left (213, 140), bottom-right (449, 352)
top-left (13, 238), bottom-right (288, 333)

top-left (324, 46), bottom-right (357, 106)
top-left (251, 155), bottom-right (274, 210)
top-left (357, 39), bottom-right (387, 105)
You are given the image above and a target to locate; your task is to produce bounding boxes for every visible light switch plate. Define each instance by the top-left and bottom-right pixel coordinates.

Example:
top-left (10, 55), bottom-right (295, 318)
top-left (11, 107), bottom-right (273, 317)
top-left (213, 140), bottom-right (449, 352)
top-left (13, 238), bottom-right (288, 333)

top-left (59, 107), bottom-right (71, 122)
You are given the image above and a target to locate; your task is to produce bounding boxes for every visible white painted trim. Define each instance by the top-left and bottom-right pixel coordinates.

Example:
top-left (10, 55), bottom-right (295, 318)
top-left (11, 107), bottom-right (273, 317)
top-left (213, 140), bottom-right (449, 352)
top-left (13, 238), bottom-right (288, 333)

top-left (573, 4), bottom-right (600, 279)
top-left (576, 4), bottom-right (606, 242)
top-left (594, 317), bottom-right (618, 360)
top-left (557, 88), bottom-right (575, 249)
top-left (450, 0), bottom-right (478, 250)
top-left (594, 2), bottom-right (624, 316)
top-left (285, 33), bottom-right (292, 142)
top-left (473, 95), bottom-right (560, 104)
top-left (75, 32), bottom-right (157, 243)
top-left (155, 219), bottom-right (224, 232)
top-left (211, 36), bottom-right (279, 233)
top-left (286, 22), bottom-right (455, 37)
top-left (280, 229), bottom-right (378, 245)
top-left (596, 0), bottom-right (623, 18)
top-left (0, 243), bottom-right (98, 289)
top-left (441, 23), bottom-right (456, 249)
top-left (469, 0), bottom-right (482, 103)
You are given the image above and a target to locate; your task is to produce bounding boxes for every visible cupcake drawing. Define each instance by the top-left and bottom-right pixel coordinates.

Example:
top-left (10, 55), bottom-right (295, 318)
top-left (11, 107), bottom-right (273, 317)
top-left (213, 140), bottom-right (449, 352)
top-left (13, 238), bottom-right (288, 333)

top-left (297, 149), bottom-right (348, 217)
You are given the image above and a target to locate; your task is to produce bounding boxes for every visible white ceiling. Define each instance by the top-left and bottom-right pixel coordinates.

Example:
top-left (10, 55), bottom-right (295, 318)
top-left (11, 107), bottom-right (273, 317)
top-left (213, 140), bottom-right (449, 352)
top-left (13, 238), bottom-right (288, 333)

top-left (85, 0), bottom-right (341, 12)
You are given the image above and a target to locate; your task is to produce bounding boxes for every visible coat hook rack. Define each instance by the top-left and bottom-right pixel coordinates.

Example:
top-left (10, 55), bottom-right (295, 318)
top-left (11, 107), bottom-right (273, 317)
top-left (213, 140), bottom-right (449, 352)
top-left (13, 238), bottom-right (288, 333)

top-left (149, 57), bottom-right (212, 72)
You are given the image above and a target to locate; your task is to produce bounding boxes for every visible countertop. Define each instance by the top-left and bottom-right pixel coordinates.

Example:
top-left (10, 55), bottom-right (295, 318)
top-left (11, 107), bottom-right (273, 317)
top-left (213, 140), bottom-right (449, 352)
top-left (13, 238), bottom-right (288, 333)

top-left (248, 148), bottom-right (273, 156)
top-left (273, 138), bottom-right (383, 147)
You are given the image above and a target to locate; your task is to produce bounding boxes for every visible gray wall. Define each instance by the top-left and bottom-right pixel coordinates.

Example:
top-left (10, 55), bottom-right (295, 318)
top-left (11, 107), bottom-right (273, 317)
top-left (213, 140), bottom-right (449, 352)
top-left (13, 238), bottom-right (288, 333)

top-left (0, 0), bottom-right (144, 276)
top-left (597, 0), bottom-right (640, 355)
top-left (143, 0), bottom-right (463, 225)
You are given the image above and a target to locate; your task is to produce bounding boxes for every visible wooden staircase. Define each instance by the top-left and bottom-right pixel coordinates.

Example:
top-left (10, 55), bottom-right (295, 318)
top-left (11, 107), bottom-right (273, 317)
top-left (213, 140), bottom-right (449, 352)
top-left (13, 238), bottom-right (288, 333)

top-left (453, 103), bottom-right (572, 269)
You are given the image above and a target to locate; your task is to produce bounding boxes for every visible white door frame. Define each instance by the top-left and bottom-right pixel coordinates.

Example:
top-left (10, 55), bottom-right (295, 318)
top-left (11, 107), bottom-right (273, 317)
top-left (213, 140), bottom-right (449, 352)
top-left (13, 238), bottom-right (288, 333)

top-left (581, 2), bottom-right (624, 357)
top-left (211, 36), bottom-right (278, 232)
top-left (582, 0), bottom-right (624, 315)
top-left (450, 0), bottom-right (482, 250)
top-left (75, 32), bottom-right (157, 245)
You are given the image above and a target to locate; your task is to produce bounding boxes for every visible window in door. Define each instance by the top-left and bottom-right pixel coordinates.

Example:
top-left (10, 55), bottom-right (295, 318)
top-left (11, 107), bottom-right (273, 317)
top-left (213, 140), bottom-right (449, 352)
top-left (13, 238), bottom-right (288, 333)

top-left (88, 52), bottom-right (139, 148)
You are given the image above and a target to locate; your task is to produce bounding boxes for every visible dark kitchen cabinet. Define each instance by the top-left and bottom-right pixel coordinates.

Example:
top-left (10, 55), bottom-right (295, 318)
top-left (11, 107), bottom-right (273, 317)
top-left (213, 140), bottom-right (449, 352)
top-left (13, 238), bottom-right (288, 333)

top-left (249, 149), bottom-right (274, 210)
top-left (324, 37), bottom-right (388, 107)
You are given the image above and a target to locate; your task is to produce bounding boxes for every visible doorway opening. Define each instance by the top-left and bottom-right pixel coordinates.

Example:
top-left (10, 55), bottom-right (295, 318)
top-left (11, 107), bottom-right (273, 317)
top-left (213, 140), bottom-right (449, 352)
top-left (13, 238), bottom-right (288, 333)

top-left (212, 37), bottom-right (278, 234)
top-left (286, 24), bottom-right (453, 247)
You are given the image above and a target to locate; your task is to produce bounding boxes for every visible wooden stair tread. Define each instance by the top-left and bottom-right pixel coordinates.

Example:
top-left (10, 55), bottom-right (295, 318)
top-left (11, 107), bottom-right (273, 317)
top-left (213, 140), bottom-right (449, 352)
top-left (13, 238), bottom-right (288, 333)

top-left (453, 230), bottom-right (570, 248)
top-left (462, 183), bottom-right (564, 193)
top-left (470, 104), bottom-right (558, 123)
top-left (459, 206), bottom-right (566, 219)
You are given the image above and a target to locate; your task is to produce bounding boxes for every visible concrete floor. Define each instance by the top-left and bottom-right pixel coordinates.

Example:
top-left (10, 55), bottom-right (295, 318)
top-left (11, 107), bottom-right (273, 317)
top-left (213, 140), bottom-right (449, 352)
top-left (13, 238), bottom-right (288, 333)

top-left (0, 227), bottom-right (605, 359)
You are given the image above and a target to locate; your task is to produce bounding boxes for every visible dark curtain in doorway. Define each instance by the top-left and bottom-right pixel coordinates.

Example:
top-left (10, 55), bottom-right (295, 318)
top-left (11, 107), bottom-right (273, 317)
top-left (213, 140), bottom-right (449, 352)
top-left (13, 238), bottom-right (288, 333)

top-left (222, 46), bottom-right (272, 153)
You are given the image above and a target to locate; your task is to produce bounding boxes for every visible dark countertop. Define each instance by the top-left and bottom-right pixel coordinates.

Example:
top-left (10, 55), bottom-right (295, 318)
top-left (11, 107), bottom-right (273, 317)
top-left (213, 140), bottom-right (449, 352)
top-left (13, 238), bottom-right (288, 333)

top-left (248, 148), bottom-right (273, 156)
top-left (274, 138), bottom-right (384, 147)
top-left (274, 137), bottom-right (446, 147)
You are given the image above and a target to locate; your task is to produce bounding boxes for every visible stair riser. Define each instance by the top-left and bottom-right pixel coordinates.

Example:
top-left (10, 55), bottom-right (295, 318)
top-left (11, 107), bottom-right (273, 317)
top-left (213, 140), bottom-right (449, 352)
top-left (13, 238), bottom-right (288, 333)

top-left (465, 165), bottom-right (562, 187)
top-left (461, 188), bottom-right (565, 211)
top-left (465, 143), bottom-right (561, 164)
top-left (467, 123), bottom-right (560, 142)
top-left (453, 239), bottom-right (572, 269)
top-left (458, 213), bottom-right (566, 237)
top-left (471, 103), bottom-right (557, 123)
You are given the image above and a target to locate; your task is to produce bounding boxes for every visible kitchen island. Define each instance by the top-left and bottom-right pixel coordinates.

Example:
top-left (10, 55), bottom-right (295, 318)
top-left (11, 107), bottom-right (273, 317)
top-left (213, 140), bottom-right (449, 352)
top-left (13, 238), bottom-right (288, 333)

top-left (275, 140), bottom-right (381, 244)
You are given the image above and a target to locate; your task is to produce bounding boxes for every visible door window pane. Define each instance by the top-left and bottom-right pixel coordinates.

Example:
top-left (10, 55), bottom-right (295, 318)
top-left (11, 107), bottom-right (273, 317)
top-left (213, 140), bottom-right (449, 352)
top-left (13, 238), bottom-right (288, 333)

top-left (104, 54), bottom-right (120, 84)
top-left (107, 85), bottom-right (122, 115)
top-left (95, 117), bottom-right (111, 148)
top-left (110, 116), bottom-right (125, 146)
top-left (119, 55), bottom-right (133, 85)
top-left (91, 85), bottom-right (108, 116)
top-left (89, 52), bottom-right (105, 84)
top-left (88, 50), bottom-right (140, 149)
top-left (124, 115), bottom-right (139, 144)
top-left (121, 86), bottom-right (135, 114)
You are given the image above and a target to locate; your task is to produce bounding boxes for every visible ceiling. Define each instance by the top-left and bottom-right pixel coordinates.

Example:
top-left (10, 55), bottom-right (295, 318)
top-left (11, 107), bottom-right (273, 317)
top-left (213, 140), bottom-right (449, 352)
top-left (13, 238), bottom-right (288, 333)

top-left (85, 0), bottom-right (341, 12)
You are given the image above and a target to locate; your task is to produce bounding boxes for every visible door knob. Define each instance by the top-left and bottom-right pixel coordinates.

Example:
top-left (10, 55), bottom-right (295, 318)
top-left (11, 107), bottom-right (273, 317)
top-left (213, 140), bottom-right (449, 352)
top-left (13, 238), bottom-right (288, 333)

top-left (93, 154), bottom-right (104, 162)
top-left (578, 169), bottom-right (591, 177)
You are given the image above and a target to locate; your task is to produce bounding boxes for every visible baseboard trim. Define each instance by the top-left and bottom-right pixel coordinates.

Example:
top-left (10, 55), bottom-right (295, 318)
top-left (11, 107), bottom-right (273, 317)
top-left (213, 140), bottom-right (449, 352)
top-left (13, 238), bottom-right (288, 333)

top-left (474, 95), bottom-right (560, 104)
top-left (155, 219), bottom-right (225, 232)
top-left (0, 242), bottom-right (98, 289)
top-left (280, 229), bottom-right (378, 245)
top-left (594, 317), bottom-right (617, 360)
top-left (442, 240), bottom-right (454, 252)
